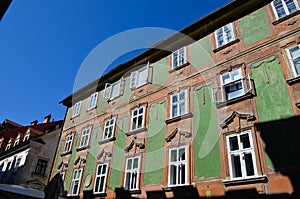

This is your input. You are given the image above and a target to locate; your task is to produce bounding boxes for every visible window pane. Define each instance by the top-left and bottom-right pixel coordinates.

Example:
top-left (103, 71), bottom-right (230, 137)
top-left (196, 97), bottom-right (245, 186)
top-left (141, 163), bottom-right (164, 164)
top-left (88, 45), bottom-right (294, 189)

top-left (170, 165), bottom-right (177, 185)
top-left (229, 136), bottom-right (239, 151)
top-left (173, 52), bottom-right (178, 68)
top-left (274, 0), bottom-right (286, 18)
top-left (137, 116), bottom-right (143, 128)
top-left (244, 153), bottom-right (255, 176)
top-left (138, 68), bottom-right (148, 86)
top-left (222, 73), bottom-right (231, 84)
top-left (226, 81), bottom-right (244, 100)
top-left (240, 134), bottom-right (251, 149)
top-left (127, 159), bottom-right (132, 170)
top-left (102, 164), bottom-right (107, 174)
top-left (170, 150), bottom-right (177, 162)
top-left (217, 28), bottom-right (224, 46)
top-left (111, 82), bottom-right (120, 99)
top-left (231, 69), bottom-right (241, 81)
top-left (125, 172), bottom-right (131, 190)
top-left (293, 57), bottom-right (300, 76)
top-left (99, 176), bottom-right (105, 192)
top-left (172, 104), bottom-right (178, 118)
top-left (132, 118), bottom-right (137, 130)
top-left (179, 102), bottom-right (185, 116)
top-left (180, 164), bottom-right (186, 184)
top-left (131, 172), bottom-right (137, 189)
top-left (133, 158), bottom-right (139, 169)
top-left (224, 24), bottom-right (233, 43)
top-left (138, 107), bottom-right (144, 114)
top-left (179, 148), bottom-right (186, 161)
top-left (285, 0), bottom-right (297, 13)
top-left (172, 95), bottom-right (178, 103)
top-left (231, 154), bottom-right (242, 178)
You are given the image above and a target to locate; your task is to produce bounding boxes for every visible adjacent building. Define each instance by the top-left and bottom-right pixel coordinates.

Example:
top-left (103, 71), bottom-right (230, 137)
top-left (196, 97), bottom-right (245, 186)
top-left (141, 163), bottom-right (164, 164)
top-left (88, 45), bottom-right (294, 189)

top-left (0, 115), bottom-right (63, 191)
top-left (51, 0), bottom-right (300, 198)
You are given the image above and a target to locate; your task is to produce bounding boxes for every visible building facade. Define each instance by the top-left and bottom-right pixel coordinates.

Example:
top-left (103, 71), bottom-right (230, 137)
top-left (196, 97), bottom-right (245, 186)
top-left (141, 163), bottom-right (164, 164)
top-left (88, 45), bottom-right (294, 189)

top-left (0, 115), bottom-right (63, 191)
top-left (51, 0), bottom-right (300, 198)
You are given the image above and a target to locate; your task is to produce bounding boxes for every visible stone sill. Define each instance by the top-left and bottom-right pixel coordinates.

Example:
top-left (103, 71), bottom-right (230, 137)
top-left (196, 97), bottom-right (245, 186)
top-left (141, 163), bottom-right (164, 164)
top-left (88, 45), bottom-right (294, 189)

top-left (98, 137), bottom-right (116, 145)
top-left (126, 127), bottom-right (147, 136)
top-left (272, 10), bottom-right (300, 26)
top-left (223, 176), bottom-right (268, 187)
top-left (165, 112), bottom-right (193, 125)
top-left (286, 75), bottom-right (300, 85)
top-left (213, 39), bottom-right (240, 53)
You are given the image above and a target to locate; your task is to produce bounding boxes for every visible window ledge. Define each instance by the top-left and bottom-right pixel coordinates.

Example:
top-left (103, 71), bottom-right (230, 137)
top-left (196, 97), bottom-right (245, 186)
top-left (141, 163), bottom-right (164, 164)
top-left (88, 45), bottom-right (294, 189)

top-left (66, 195), bottom-right (80, 199)
top-left (213, 39), bottom-right (240, 53)
top-left (76, 145), bottom-right (90, 152)
top-left (272, 10), bottom-right (300, 26)
top-left (162, 184), bottom-right (193, 192)
top-left (98, 137), bottom-right (116, 145)
top-left (223, 176), bottom-right (268, 187)
top-left (216, 92), bottom-right (253, 109)
top-left (131, 82), bottom-right (151, 90)
top-left (87, 106), bottom-right (97, 112)
top-left (60, 151), bottom-right (72, 157)
top-left (126, 127), bottom-right (148, 136)
top-left (93, 192), bottom-right (107, 197)
top-left (169, 62), bottom-right (190, 73)
top-left (165, 113), bottom-right (193, 125)
top-left (286, 75), bottom-right (300, 85)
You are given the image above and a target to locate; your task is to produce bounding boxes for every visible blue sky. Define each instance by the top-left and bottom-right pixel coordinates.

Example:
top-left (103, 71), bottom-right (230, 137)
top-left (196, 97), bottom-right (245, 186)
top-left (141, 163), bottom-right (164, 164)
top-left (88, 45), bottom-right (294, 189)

top-left (0, 0), bottom-right (231, 125)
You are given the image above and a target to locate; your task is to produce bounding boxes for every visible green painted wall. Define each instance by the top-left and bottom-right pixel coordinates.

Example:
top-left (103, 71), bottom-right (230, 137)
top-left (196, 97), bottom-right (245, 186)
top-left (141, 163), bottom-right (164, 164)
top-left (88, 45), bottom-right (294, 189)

top-left (121, 77), bottom-right (132, 102)
top-left (64, 108), bottom-right (72, 128)
top-left (251, 56), bottom-right (294, 169)
top-left (240, 9), bottom-right (271, 46)
top-left (144, 100), bottom-right (166, 185)
top-left (151, 58), bottom-right (169, 87)
top-left (108, 114), bottom-right (128, 190)
top-left (191, 37), bottom-right (212, 68)
top-left (97, 90), bottom-right (107, 112)
top-left (193, 84), bottom-right (221, 179)
top-left (83, 125), bottom-right (102, 191)
top-left (80, 100), bottom-right (87, 120)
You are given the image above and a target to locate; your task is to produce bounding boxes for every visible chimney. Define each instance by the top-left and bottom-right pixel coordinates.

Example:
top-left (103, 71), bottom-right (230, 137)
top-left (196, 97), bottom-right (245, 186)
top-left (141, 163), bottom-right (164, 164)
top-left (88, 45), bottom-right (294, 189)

top-left (43, 114), bottom-right (52, 123)
top-left (30, 120), bottom-right (38, 126)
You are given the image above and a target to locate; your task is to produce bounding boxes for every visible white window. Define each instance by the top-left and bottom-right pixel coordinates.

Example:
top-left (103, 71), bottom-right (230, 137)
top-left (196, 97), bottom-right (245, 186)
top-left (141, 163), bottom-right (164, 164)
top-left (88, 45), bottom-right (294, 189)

top-left (60, 171), bottom-right (65, 181)
top-left (172, 47), bottom-right (187, 69)
top-left (88, 92), bottom-right (98, 110)
top-left (5, 140), bottom-right (11, 151)
top-left (72, 101), bottom-right (82, 117)
top-left (94, 163), bottom-right (108, 194)
top-left (124, 156), bottom-right (140, 191)
top-left (226, 131), bottom-right (257, 179)
top-left (103, 118), bottom-right (115, 140)
top-left (14, 134), bottom-right (20, 147)
top-left (23, 132), bottom-right (30, 142)
top-left (287, 45), bottom-right (300, 77)
top-left (103, 80), bottom-right (122, 100)
top-left (79, 127), bottom-right (91, 148)
top-left (131, 107), bottom-right (145, 131)
top-left (70, 168), bottom-right (83, 196)
top-left (130, 62), bottom-right (150, 89)
top-left (171, 91), bottom-right (187, 118)
top-left (213, 68), bottom-right (252, 103)
top-left (168, 146), bottom-right (188, 187)
top-left (215, 23), bottom-right (235, 48)
top-left (272, 0), bottom-right (299, 19)
top-left (64, 134), bottom-right (74, 153)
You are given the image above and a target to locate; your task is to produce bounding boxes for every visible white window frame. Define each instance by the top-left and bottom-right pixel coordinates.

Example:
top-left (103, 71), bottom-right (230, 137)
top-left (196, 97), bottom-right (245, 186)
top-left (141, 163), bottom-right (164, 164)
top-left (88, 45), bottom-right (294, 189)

top-left (70, 168), bottom-right (83, 196)
top-left (124, 156), bottom-right (141, 191)
top-left (130, 62), bottom-right (150, 89)
top-left (14, 134), bottom-right (20, 147)
top-left (172, 47), bottom-right (187, 69)
top-left (226, 130), bottom-right (258, 180)
top-left (64, 134), bottom-right (74, 153)
top-left (215, 23), bottom-right (235, 48)
top-left (103, 118), bottom-right (115, 140)
top-left (94, 163), bottom-right (109, 194)
top-left (72, 101), bottom-right (82, 118)
top-left (5, 140), bottom-right (11, 151)
top-left (168, 146), bottom-right (188, 187)
top-left (23, 132), bottom-right (30, 142)
top-left (271, 0), bottom-right (300, 19)
top-left (88, 92), bottom-right (98, 110)
top-left (103, 79), bottom-right (122, 100)
top-left (170, 90), bottom-right (188, 118)
top-left (131, 106), bottom-right (145, 131)
top-left (79, 127), bottom-right (91, 148)
top-left (286, 44), bottom-right (300, 77)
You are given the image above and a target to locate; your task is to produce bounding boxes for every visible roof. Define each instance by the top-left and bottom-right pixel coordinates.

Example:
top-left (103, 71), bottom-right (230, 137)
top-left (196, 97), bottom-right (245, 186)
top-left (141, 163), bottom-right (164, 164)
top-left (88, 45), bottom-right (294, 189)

top-left (60, 0), bottom-right (274, 107)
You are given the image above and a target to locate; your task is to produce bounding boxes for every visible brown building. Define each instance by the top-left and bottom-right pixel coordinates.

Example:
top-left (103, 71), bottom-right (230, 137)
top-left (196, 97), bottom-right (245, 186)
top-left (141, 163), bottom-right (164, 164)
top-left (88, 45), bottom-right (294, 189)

top-left (51, 0), bottom-right (300, 198)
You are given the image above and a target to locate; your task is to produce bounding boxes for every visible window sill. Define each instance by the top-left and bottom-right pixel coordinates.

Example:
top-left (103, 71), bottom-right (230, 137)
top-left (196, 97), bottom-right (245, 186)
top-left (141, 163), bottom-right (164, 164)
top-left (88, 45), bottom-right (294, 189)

top-left (223, 176), bottom-right (268, 187)
top-left (87, 106), bottom-right (97, 112)
top-left (295, 102), bottom-right (300, 109)
top-left (169, 62), bottom-right (190, 73)
top-left (60, 151), bottom-right (72, 157)
top-left (126, 127), bottom-right (147, 136)
top-left (98, 137), bottom-right (116, 145)
top-left (213, 39), bottom-right (240, 53)
top-left (130, 82), bottom-right (151, 90)
top-left (76, 145), bottom-right (90, 152)
top-left (216, 92), bottom-right (253, 108)
top-left (162, 184), bottom-right (193, 192)
top-left (272, 10), bottom-right (300, 26)
top-left (165, 113), bottom-right (193, 125)
top-left (66, 195), bottom-right (80, 199)
top-left (286, 75), bottom-right (300, 85)
top-left (93, 192), bottom-right (107, 197)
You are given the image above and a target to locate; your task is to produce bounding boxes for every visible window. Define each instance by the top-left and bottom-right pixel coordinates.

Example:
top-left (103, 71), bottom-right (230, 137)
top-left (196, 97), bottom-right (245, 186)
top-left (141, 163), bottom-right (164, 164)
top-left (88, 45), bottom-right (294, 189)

top-left (124, 156), bottom-right (140, 191)
top-left (226, 131), bottom-right (257, 179)
top-left (215, 23), bottom-right (235, 48)
top-left (94, 163), bottom-right (108, 194)
top-left (64, 134), bottom-right (74, 153)
top-left (15, 157), bottom-right (22, 169)
top-left (70, 168), bottom-right (83, 196)
top-left (131, 107), bottom-right (145, 131)
top-left (130, 62), bottom-right (150, 89)
top-left (272, 0), bottom-right (299, 19)
top-left (60, 171), bottom-right (65, 181)
top-left (88, 92), bottom-right (98, 110)
top-left (72, 101), bottom-right (82, 117)
top-left (34, 159), bottom-right (48, 176)
top-left (168, 146), bottom-right (188, 187)
top-left (172, 47), bottom-right (187, 69)
top-left (213, 68), bottom-right (252, 103)
top-left (79, 127), bottom-right (91, 148)
top-left (6, 161), bottom-right (12, 171)
top-left (14, 134), bottom-right (20, 147)
top-left (287, 45), bottom-right (300, 77)
top-left (5, 140), bottom-right (11, 151)
top-left (103, 118), bottom-right (115, 140)
top-left (171, 91), bottom-right (187, 118)
top-left (23, 132), bottom-right (30, 142)
top-left (104, 80), bottom-right (122, 100)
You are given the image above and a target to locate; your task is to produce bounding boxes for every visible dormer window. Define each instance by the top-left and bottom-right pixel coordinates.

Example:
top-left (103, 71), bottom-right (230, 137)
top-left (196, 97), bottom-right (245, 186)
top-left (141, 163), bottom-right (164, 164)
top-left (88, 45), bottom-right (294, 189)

top-left (5, 139), bottom-right (12, 151)
top-left (14, 134), bottom-right (20, 147)
top-left (23, 131), bottom-right (30, 142)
